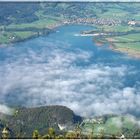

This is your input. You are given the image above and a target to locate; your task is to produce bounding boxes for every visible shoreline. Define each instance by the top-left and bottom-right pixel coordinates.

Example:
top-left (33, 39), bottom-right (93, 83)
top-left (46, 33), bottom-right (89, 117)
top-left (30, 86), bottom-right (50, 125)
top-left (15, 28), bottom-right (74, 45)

top-left (93, 36), bottom-right (140, 59)
top-left (0, 22), bottom-right (95, 46)
top-left (1, 23), bottom-right (140, 59)
top-left (0, 24), bottom-right (62, 46)
top-left (110, 45), bottom-right (140, 59)
top-left (0, 21), bottom-right (66, 46)
top-left (93, 37), bottom-right (140, 59)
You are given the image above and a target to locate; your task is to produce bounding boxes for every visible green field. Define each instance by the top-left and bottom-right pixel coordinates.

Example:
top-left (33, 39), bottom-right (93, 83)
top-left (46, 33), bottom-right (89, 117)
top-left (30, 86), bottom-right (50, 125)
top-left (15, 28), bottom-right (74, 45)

top-left (81, 116), bottom-right (138, 138)
top-left (0, 33), bottom-right (12, 44)
top-left (97, 25), bottom-right (134, 32)
top-left (111, 34), bottom-right (140, 42)
top-left (99, 8), bottom-right (129, 19)
top-left (0, 9), bottom-right (63, 44)
top-left (0, 17), bottom-right (60, 44)
top-left (104, 33), bottom-right (140, 56)
top-left (0, 2), bottom-right (140, 59)
top-left (114, 36), bottom-right (138, 42)
top-left (0, 31), bottom-right (37, 44)
top-left (7, 18), bottom-right (59, 29)
top-left (114, 42), bottom-right (140, 51)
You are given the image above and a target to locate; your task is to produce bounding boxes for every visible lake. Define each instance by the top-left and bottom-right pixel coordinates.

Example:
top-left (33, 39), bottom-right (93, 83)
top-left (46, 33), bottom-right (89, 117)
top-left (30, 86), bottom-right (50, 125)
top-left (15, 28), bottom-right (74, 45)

top-left (0, 25), bottom-right (140, 117)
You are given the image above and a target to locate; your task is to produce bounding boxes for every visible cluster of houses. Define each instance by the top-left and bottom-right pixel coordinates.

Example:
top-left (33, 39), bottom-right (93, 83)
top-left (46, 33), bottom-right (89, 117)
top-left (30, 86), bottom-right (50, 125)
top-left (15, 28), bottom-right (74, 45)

top-left (64, 18), bottom-right (122, 26)
top-left (64, 18), bottom-right (140, 27)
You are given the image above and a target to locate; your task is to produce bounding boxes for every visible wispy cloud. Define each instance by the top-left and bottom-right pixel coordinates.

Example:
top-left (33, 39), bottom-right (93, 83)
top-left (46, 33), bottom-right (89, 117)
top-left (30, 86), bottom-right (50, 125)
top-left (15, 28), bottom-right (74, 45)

top-left (0, 104), bottom-right (13, 115)
top-left (0, 39), bottom-right (140, 117)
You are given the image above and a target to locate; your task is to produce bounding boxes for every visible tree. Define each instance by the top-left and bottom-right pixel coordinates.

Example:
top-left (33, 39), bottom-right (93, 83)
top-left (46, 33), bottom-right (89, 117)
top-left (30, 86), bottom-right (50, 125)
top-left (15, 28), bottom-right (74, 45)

top-left (65, 131), bottom-right (77, 139)
top-left (75, 123), bottom-right (82, 138)
top-left (2, 127), bottom-right (9, 139)
top-left (48, 127), bottom-right (55, 138)
top-left (32, 130), bottom-right (40, 139)
top-left (98, 128), bottom-right (105, 139)
top-left (14, 110), bottom-right (19, 117)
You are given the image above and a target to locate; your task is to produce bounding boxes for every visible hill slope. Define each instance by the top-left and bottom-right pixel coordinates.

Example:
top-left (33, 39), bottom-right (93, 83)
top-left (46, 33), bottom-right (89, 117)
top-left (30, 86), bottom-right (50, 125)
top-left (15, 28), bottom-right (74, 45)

top-left (0, 105), bottom-right (82, 138)
top-left (0, 106), bottom-right (140, 138)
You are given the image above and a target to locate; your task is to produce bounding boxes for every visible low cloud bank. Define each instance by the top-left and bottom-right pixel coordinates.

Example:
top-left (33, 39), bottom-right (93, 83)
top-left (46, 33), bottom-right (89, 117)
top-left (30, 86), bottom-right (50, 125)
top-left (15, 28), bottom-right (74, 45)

top-left (0, 39), bottom-right (140, 117)
top-left (0, 104), bottom-right (13, 115)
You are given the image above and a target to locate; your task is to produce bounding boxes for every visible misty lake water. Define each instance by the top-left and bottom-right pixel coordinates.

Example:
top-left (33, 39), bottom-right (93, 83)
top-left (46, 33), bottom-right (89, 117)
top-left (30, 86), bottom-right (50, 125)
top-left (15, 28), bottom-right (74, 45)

top-left (0, 25), bottom-right (140, 117)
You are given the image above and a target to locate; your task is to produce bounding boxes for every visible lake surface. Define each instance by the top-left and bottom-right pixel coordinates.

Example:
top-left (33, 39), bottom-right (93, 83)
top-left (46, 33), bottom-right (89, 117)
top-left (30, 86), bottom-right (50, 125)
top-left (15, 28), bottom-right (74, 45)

top-left (0, 25), bottom-right (140, 117)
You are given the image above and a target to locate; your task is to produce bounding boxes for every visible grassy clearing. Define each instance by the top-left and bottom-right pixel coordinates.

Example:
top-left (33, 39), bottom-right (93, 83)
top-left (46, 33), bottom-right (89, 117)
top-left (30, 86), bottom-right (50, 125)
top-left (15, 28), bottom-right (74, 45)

top-left (13, 31), bottom-right (36, 39)
top-left (0, 10), bottom-right (62, 44)
top-left (0, 31), bottom-right (36, 44)
top-left (35, 10), bottom-right (65, 21)
top-left (99, 9), bottom-right (129, 19)
top-left (132, 13), bottom-right (140, 20)
top-left (0, 14), bottom-right (61, 44)
top-left (114, 42), bottom-right (140, 51)
top-left (82, 116), bottom-right (137, 136)
top-left (0, 33), bottom-right (12, 44)
top-left (108, 33), bottom-right (140, 51)
top-left (108, 33), bottom-right (140, 42)
top-left (97, 25), bottom-right (134, 32)
top-left (103, 32), bottom-right (140, 57)
top-left (7, 18), bottom-right (59, 29)
top-left (0, 19), bottom-right (60, 44)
